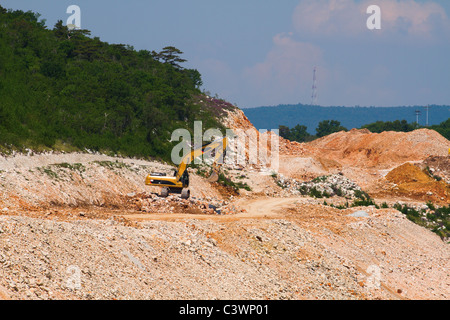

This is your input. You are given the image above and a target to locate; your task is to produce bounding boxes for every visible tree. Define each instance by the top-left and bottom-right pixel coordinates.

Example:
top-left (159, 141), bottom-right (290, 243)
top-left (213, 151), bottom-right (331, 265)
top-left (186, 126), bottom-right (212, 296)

top-left (279, 124), bottom-right (311, 142)
top-left (361, 120), bottom-right (416, 133)
top-left (290, 124), bottom-right (310, 142)
top-left (152, 46), bottom-right (187, 69)
top-left (316, 120), bottom-right (347, 138)
top-left (279, 125), bottom-right (291, 140)
top-left (430, 118), bottom-right (450, 140)
top-left (186, 69), bottom-right (203, 88)
top-left (53, 20), bottom-right (69, 39)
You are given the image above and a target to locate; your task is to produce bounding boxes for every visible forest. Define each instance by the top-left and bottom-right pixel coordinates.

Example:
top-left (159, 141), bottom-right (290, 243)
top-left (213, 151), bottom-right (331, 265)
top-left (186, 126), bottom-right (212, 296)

top-left (244, 104), bottom-right (450, 139)
top-left (279, 119), bottom-right (450, 143)
top-left (0, 6), bottom-right (225, 160)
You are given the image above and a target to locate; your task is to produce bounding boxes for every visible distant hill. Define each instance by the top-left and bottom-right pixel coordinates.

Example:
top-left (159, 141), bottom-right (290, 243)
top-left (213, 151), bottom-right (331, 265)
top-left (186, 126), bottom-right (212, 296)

top-left (242, 104), bottom-right (450, 134)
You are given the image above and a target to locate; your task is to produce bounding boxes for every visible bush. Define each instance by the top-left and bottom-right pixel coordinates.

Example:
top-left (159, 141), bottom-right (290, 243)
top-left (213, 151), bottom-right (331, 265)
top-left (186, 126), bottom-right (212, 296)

top-left (351, 198), bottom-right (378, 208)
top-left (309, 187), bottom-right (324, 198)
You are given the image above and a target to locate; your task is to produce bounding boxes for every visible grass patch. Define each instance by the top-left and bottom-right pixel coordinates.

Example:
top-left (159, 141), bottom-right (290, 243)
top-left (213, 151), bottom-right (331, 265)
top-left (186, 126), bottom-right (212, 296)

top-left (312, 175), bottom-right (328, 183)
top-left (53, 162), bottom-right (86, 172)
top-left (93, 160), bottom-right (130, 170)
top-left (218, 173), bottom-right (252, 192)
top-left (37, 167), bottom-right (59, 180)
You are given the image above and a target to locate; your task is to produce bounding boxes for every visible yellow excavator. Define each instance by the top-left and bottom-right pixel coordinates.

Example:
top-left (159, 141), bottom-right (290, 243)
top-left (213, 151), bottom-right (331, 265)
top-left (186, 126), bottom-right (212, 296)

top-left (145, 137), bottom-right (228, 199)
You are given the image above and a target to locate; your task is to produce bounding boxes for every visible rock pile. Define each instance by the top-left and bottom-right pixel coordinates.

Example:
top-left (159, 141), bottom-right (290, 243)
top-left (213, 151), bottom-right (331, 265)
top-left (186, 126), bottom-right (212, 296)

top-left (422, 156), bottom-right (450, 184)
top-left (276, 173), bottom-right (363, 198)
top-left (126, 192), bottom-right (241, 215)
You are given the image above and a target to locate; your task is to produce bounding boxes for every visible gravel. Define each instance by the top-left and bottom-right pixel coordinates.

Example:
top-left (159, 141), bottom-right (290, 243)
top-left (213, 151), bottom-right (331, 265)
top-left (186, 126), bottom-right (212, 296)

top-left (0, 214), bottom-right (393, 300)
top-left (276, 173), bottom-right (363, 198)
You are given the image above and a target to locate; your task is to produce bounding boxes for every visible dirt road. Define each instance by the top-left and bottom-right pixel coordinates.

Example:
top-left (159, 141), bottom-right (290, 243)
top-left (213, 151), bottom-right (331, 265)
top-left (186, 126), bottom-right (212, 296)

top-left (120, 196), bottom-right (306, 222)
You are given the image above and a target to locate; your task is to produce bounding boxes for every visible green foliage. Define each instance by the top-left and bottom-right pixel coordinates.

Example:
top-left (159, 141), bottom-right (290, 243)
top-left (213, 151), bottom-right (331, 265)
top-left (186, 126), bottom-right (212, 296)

top-left (0, 7), bottom-right (221, 162)
top-left (217, 173), bottom-right (251, 192)
top-left (312, 175), bottom-right (327, 183)
top-left (353, 189), bottom-right (371, 201)
top-left (330, 184), bottom-right (343, 197)
top-left (424, 166), bottom-right (442, 182)
top-left (361, 118), bottom-right (450, 140)
top-left (279, 121), bottom-right (347, 142)
top-left (429, 118), bottom-right (450, 140)
top-left (361, 120), bottom-right (417, 133)
top-left (278, 116), bottom-right (450, 142)
top-left (53, 162), bottom-right (85, 172)
top-left (426, 201), bottom-right (436, 211)
top-left (394, 203), bottom-right (419, 216)
top-left (316, 120), bottom-right (347, 138)
top-left (279, 124), bottom-right (312, 142)
top-left (297, 185), bottom-right (330, 199)
top-left (93, 160), bottom-right (130, 170)
top-left (151, 46), bottom-right (187, 70)
top-left (309, 187), bottom-right (325, 198)
top-left (351, 198), bottom-right (378, 208)
top-left (394, 203), bottom-right (450, 240)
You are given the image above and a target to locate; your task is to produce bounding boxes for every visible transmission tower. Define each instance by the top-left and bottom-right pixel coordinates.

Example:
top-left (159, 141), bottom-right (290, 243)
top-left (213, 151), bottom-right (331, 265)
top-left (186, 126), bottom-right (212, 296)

top-left (311, 67), bottom-right (318, 106)
top-left (415, 110), bottom-right (421, 125)
top-left (423, 105), bottom-right (431, 127)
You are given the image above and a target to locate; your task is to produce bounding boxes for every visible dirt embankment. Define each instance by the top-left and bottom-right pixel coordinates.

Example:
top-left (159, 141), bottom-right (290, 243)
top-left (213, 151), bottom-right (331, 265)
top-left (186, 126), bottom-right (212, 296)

top-left (380, 162), bottom-right (450, 204)
top-left (0, 153), bottom-right (170, 210)
top-left (307, 128), bottom-right (450, 169)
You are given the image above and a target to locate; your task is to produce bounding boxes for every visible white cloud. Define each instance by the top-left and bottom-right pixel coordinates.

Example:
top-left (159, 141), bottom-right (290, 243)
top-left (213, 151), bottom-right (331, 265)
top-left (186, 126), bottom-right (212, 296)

top-left (292, 0), bottom-right (450, 41)
top-left (199, 1), bottom-right (450, 108)
top-left (242, 33), bottom-right (324, 106)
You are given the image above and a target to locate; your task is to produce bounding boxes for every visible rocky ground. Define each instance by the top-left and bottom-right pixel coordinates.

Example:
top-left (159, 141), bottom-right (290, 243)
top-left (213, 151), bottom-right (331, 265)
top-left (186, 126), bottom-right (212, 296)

top-left (0, 108), bottom-right (449, 300)
top-left (0, 194), bottom-right (448, 300)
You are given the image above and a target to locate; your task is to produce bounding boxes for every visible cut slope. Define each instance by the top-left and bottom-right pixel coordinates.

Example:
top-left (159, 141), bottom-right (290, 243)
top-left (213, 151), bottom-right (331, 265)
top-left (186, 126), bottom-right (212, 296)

top-left (307, 129), bottom-right (450, 169)
top-left (0, 152), bottom-right (226, 213)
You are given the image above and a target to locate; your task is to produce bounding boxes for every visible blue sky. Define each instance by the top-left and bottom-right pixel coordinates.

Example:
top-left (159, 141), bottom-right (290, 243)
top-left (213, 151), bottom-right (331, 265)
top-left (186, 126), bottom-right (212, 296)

top-left (1, 0), bottom-right (450, 109)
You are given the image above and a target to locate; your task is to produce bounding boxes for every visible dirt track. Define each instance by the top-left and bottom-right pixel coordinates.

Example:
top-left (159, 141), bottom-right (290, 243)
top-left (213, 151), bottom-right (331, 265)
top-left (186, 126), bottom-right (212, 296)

top-left (120, 197), bottom-right (301, 222)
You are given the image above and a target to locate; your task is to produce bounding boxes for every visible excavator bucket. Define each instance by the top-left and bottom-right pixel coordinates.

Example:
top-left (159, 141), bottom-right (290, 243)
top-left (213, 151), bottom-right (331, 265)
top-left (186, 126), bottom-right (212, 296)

top-left (206, 171), bottom-right (219, 183)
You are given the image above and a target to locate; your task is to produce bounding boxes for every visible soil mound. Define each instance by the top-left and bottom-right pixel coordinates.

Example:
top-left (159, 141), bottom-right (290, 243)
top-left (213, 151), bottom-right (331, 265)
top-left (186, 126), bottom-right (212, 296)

top-left (386, 163), bottom-right (433, 184)
top-left (385, 162), bottom-right (450, 204)
top-left (307, 129), bottom-right (450, 169)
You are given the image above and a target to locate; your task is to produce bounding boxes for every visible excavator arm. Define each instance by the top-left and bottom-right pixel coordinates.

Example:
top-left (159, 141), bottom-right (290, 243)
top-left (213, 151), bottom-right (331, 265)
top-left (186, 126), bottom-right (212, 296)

top-left (176, 137), bottom-right (228, 183)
